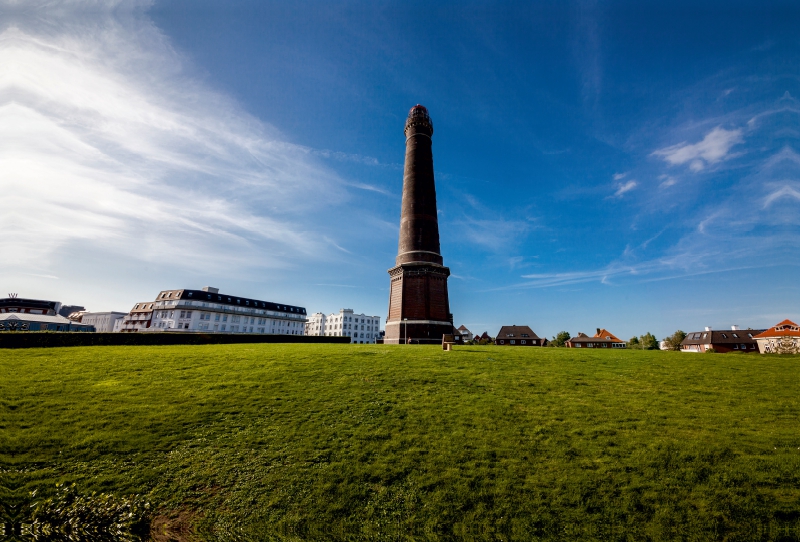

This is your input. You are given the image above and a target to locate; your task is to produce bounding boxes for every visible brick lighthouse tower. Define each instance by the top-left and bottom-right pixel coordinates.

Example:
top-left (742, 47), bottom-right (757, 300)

top-left (385, 105), bottom-right (453, 344)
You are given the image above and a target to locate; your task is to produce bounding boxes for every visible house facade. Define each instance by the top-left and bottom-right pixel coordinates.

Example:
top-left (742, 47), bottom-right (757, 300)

top-left (80, 312), bottom-right (126, 333)
top-left (118, 302), bottom-right (155, 332)
top-left (495, 325), bottom-right (544, 346)
top-left (457, 325), bottom-right (473, 341)
top-left (752, 319), bottom-right (800, 354)
top-left (313, 309), bottom-right (382, 344)
top-left (119, 287), bottom-right (306, 335)
top-left (566, 328), bottom-right (626, 349)
top-left (680, 325), bottom-right (764, 353)
top-left (0, 313), bottom-right (95, 332)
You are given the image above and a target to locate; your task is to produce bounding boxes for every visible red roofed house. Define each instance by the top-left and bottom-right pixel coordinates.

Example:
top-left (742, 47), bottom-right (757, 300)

top-left (566, 328), bottom-right (627, 349)
top-left (753, 319), bottom-right (800, 354)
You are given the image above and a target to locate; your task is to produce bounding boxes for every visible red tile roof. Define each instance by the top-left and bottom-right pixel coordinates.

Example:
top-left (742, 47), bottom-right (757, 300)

top-left (753, 319), bottom-right (800, 338)
top-left (593, 328), bottom-right (622, 342)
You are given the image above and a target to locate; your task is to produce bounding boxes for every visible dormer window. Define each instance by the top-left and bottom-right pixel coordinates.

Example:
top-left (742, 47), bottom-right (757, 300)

top-left (721, 333), bottom-right (728, 338)
top-left (732, 333), bottom-right (739, 338)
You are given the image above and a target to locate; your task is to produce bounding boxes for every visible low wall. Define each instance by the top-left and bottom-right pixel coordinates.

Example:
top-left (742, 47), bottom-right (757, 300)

top-left (0, 332), bottom-right (352, 349)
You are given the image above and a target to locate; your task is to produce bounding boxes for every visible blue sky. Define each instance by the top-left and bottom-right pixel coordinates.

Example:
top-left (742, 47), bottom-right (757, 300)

top-left (2, 0), bottom-right (798, 339)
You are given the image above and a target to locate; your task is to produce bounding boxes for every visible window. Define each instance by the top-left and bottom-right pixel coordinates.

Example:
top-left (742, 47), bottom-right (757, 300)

top-left (732, 333), bottom-right (739, 338)
top-left (741, 344), bottom-right (747, 350)
top-left (721, 333), bottom-right (728, 338)
top-left (521, 333), bottom-right (529, 337)
top-left (733, 344), bottom-right (738, 349)
top-left (521, 340), bottom-right (526, 344)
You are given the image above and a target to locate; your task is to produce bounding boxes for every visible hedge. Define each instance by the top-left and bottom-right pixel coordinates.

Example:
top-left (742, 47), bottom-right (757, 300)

top-left (0, 332), bottom-right (353, 349)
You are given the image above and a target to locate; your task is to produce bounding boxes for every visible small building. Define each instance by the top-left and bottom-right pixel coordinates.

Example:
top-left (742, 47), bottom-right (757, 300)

top-left (79, 312), bottom-right (126, 333)
top-left (680, 325), bottom-right (764, 353)
top-left (457, 325), bottom-right (473, 341)
top-left (0, 313), bottom-right (95, 332)
top-left (479, 331), bottom-right (492, 342)
top-left (567, 328), bottom-right (626, 349)
top-left (752, 319), bottom-right (800, 354)
top-left (494, 325), bottom-right (544, 346)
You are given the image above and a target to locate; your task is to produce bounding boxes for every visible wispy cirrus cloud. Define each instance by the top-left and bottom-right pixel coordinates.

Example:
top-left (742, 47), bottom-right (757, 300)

top-left (0, 3), bottom-right (348, 277)
top-left (613, 179), bottom-right (637, 197)
top-left (652, 126), bottom-right (744, 171)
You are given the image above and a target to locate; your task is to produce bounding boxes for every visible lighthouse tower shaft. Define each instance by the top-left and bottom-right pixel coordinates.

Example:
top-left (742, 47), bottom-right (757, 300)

top-left (385, 106), bottom-right (453, 345)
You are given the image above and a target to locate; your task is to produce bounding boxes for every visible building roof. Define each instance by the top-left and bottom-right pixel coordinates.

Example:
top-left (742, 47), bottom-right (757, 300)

top-left (129, 302), bottom-right (155, 314)
top-left (0, 313), bottom-right (78, 324)
top-left (0, 297), bottom-right (60, 313)
top-left (457, 325), bottom-right (471, 332)
top-left (154, 289), bottom-right (306, 315)
top-left (753, 319), bottom-right (800, 339)
top-left (496, 325), bottom-right (539, 339)
top-left (567, 332), bottom-right (619, 344)
top-left (681, 329), bottom-right (765, 345)
top-left (594, 328), bottom-right (622, 342)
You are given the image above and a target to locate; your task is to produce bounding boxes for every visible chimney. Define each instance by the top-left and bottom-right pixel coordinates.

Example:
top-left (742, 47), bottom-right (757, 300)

top-left (704, 326), bottom-right (711, 331)
top-left (596, 328), bottom-right (601, 335)
top-left (202, 286), bottom-right (219, 294)
top-left (731, 325), bottom-right (739, 330)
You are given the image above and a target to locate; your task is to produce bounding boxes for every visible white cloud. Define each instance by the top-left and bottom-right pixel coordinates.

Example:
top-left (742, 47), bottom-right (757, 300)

top-left (658, 175), bottom-right (677, 188)
top-left (763, 186), bottom-right (800, 208)
top-left (0, 10), bottom-right (346, 275)
top-left (652, 126), bottom-right (743, 170)
top-left (614, 180), bottom-right (637, 197)
top-left (613, 172), bottom-right (627, 181)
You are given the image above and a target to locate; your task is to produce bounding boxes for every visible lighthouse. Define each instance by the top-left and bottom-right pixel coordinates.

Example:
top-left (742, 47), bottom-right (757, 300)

top-left (384, 105), bottom-right (453, 344)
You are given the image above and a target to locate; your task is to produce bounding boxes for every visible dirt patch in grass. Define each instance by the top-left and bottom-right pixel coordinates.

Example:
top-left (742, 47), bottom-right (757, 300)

top-left (149, 509), bottom-right (200, 542)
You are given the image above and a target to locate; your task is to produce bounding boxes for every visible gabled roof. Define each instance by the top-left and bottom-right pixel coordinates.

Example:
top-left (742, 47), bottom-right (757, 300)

top-left (480, 332), bottom-right (491, 340)
top-left (753, 319), bottom-right (800, 339)
top-left (681, 329), bottom-right (765, 345)
top-left (496, 325), bottom-right (539, 339)
top-left (457, 325), bottom-right (470, 332)
top-left (594, 328), bottom-right (622, 342)
top-left (567, 332), bottom-right (619, 344)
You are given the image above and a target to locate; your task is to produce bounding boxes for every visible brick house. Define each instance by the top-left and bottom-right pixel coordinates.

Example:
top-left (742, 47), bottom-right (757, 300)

top-left (680, 326), bottom-right (764, 353)
top-left (495, 325), bottom-right (544, 346)
top-left (752, 319), bottom-right (800, 354)
top-left (566, 328), bottom-right (626, 349)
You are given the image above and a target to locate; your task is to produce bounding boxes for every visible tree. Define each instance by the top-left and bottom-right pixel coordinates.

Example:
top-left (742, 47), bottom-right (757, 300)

top-left (627, 336), bottom-right (640, 348)
top-left (663, 330), bottom-right (687, 351)
top-left (549, 331), bottom-right (571, 347)
top-left (639, 332), bottom-right (659, 350)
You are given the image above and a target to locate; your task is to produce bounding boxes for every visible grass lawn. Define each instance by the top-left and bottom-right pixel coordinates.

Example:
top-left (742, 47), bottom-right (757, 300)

top-left (1, 344), bottom-right (799, 540)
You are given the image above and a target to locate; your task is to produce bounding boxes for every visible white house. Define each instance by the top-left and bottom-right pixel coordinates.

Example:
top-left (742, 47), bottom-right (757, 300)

top-left (304, 308), bottom-right (381, 344)
top-left (80, 312), bottom-right (126, 333)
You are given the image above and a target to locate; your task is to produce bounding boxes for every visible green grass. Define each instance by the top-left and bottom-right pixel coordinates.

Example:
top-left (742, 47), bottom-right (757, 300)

top-left (2, 344), bottom-right (799, 540)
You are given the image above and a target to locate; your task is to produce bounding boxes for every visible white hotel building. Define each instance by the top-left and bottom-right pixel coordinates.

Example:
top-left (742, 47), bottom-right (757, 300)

top-left (304, 309), bottom-right (381, 344)
top-left (121, 287), bottom-right (306, 334)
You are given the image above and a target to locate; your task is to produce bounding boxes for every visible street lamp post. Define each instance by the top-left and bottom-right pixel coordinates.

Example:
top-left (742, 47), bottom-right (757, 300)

top-left (404, 318), bottom-right (408, 345)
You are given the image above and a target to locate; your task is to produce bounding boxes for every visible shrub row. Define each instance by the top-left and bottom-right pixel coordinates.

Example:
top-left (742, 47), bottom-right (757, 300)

top-left (0, 332), bottom-right (351, 349)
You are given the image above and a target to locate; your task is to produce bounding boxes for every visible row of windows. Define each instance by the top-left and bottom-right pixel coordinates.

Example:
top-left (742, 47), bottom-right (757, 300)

top-left (691, 332), bottom-right (755, 340)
